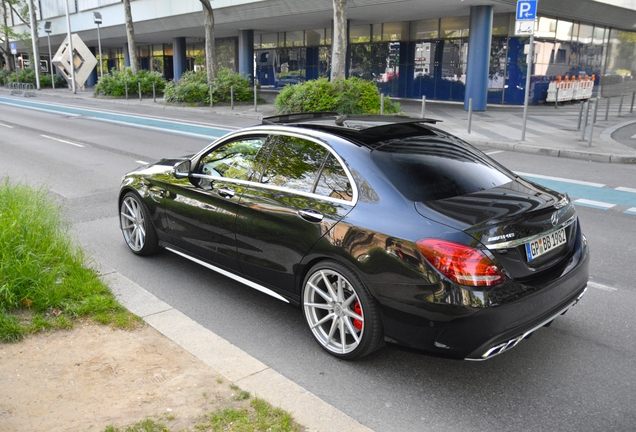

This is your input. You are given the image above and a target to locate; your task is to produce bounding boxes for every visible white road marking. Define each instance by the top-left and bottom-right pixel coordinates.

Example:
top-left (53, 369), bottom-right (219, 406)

top-left (588, 281), bottom-right (618, 292)
top-left (484, 150), bottom-right (504, 155)
top-left (516, 172), bottom-right (605, 187)
top-left (625, 207), bottom-right (636, 215)
top-left (616, 187), bottom-right (636, 194)
top-left (41, 134), bottom-right (85, 148)
top-left (0, 122), bottom-right (14, 128)
top-left (573, 199), bottom-right (615, 210)
top-left (135, 160), bottom-right (150, 165)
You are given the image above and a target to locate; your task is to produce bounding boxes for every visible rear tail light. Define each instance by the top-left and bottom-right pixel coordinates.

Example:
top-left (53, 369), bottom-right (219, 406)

top-left (416, 239), bottom-right (504, 287)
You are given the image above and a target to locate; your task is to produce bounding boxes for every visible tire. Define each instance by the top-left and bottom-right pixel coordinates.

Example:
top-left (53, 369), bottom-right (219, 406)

top-left (302, 260), bottom-right (384, 360)
top-left (119, 192), bottom-right (159, 256)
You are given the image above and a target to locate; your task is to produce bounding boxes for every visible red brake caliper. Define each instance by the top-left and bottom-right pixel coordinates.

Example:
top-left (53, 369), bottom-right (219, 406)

top-left (353, 302), bottom-right (363, 331)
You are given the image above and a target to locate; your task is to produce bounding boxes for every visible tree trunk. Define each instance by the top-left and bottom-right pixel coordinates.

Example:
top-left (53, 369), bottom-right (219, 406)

top-left (123, 0), bottom-right (138, 74)
top-left (2, 0), bottom-right (14, 72)
top-left (199, 0), bottom-right (216, 83)
top-left (331, 0), bottom-right (347, 81)
top-left (27, 0), bottom-right (40, 88)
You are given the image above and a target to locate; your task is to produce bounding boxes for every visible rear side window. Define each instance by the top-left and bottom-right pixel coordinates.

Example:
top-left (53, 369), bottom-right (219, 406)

top-left (371, 137), bottom-right (513, 202)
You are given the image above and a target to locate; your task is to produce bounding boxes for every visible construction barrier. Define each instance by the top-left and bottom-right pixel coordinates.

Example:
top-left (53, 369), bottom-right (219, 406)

top-left (547, 75), bottom-right (595, 103)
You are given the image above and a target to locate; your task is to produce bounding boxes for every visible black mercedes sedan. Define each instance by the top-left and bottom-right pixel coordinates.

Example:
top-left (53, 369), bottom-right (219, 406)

top-left (119, 113), bottom-right (589, 361)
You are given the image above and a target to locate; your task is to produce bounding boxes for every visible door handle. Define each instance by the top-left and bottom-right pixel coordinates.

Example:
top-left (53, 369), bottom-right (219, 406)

top-left (217, 187), bottom-right (235, 198)
top-left (298, 209), bottom-right (324, 222)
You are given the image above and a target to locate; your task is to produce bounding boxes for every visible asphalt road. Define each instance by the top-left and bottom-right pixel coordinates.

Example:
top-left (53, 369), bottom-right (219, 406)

top-left (1, 96), bottom-right (635, 431)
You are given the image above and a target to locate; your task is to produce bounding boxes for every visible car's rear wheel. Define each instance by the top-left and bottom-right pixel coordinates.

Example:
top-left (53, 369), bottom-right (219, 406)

top-left (302, 260), bottom-right (383, 360)
top-left (120, 192), bottom-right (159, 255)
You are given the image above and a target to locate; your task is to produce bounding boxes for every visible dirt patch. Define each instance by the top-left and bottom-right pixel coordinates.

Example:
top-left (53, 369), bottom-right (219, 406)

top-left (0, 323), bottom-right (248, 431)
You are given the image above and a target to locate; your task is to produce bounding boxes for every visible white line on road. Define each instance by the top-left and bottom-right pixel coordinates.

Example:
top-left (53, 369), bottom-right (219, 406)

top-left (616, 187), bottom-right (636, 194)
top-left (90, 117), bottom-right (221, 140)
top-left (0, 122), bottom-right (14, 128)
top-left (573, 199), bottom-right (616, 210)
top-left (516, 172), bottom-right (605, 188)
top-left (588, 281), bottom-right (618, 292)
top-left (135, 160), bottom-right (150, 165)
top-left (484, 150), bottom-right (504, 155)
top-left (625, 207), bottom-right (636, 215)
top-left (41, 134), bottom-right (85, 148)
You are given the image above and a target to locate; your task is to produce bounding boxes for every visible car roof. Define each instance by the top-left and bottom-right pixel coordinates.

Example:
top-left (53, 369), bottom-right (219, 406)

top-left (261, 113), bottom-right (444, 148)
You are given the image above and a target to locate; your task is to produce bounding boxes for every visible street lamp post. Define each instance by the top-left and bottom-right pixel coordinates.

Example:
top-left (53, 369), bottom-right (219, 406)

top-left (93, 12), bottom-right (103, 79)
top-left (64, 0), bottom-right (76, 93)
top-left (44, 21), bottom-right (55, 89)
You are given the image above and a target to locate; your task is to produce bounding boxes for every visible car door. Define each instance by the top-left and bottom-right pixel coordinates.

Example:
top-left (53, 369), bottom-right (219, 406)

top-left (234, 133), bottom-right (356, 293)
top-left (162, 135), bottom-right (267, 272)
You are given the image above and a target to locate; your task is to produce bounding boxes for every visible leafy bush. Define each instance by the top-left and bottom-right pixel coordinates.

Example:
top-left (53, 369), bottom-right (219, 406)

top-left (2, 68), bottom-right (65, 88)
top-left (94, 68), bottom-right (166, 97)
top-left (164, 67), bottom-right (257, 105)
top-left (274, 77), bottom-right (400, 115)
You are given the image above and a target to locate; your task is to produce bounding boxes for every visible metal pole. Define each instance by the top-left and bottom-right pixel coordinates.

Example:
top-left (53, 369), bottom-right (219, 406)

top-left (47, 33), bottom-right (55, 89)
top-left (14, 54), bottom-right (20, 85)
top-left (125, 81), bottom-right (128, 99)
top-left (587, 99), bottom-right (597, 147)
top-left (631, 91), bottom-right (635, 114)
top-left (605, 97), bottom-right (610, 121)
top-left (138, 81), bottom-right (142, 101)
top-left (380, 93), bottom-right (385, 115)
top-left (97, 23), bottom-right (103, 79)
top-left (421, 95), bottom-right (426, 119)
top-left (577, 101), bottom-right (584, 131)
top-left (468, 98), bottom-right (473, 134)
top-left (593, 96), bottom-right (599, 124)
top-left (231, 85), bottom-right (234, 110)
top-left (210, 84), bottom-right (213, 108)
top-left (64, 0), bottom-right (76, 94)
top-left (521, 31), bottom-right (535, 141)
top-left (555, 86), bottom-right (559, 109)
top-left (153, 82), bottom-right (156, 102)
top-left (619, 93), bottom-right (624, 116)
top-left (580, 100), bottom-right (589, 141)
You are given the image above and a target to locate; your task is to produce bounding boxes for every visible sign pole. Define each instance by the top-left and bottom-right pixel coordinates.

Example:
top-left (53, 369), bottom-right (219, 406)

top-left (521, 31), bottom-right (534, 142)
top-left (64, 0), bottom-right (76, 94)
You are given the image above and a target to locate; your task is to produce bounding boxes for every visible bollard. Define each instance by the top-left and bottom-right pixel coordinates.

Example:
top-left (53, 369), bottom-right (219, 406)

top-left (125, 81), bottom-right (128, 100)
top-left (555, 87), bottom-right (559, 109)
top-left (619, 93), bottom-right (624, 116)
top-left (580, 100), bottom-right (589, 141)
top-left (254, 79), bottom-right (258, 112)
top-left (593, 96), bottom-right (599, 124)
top-left (577, 101), bottom-right (584, 130)
top-left (138, 82), bottom-right (142, 101)
top-left (231, 85), bottom-right (234, 110)
top-left (153, 83), bottom-right (156, 103)
top-left (380, 93), bottom-right (385, 115)
top-left (468, 98), bottom-right (473, 134)
top-left (605, 96), bottom-right (610, 121)
top-left (631, 91), bottom-right (635, 114)
top-left (421, 95), bottom-right (426, 119)
top-left (587, 99), bottom-right (597, 147)
top-left (210, 85), bottom-right (213, 108)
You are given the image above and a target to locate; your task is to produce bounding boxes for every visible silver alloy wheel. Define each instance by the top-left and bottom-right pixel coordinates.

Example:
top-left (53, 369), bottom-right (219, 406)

top-left (120, 195), bottom-right (146, 252)
top-left (303, 269), bottom-right (364, 355)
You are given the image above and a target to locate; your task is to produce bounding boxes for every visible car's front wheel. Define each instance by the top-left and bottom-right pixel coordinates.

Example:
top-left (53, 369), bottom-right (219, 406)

top-left (302, 260), bottom-right (383, 360)
top-left (119, 192), bottom-right (159, 255)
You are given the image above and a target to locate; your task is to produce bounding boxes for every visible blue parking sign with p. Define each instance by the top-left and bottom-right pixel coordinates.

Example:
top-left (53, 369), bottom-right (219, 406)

top-left (10, 42), bottom-right (17, 54)
top-left (516, 0), bottom-right (537, 21)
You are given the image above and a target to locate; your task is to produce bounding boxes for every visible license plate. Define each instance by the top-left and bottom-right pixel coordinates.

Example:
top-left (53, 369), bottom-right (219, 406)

top-left (525, 228), bottom-right (567, 261)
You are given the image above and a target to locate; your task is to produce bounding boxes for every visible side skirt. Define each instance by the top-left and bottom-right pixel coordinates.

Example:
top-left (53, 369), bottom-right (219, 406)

top-left (165, 247), bottom-right (290, 304)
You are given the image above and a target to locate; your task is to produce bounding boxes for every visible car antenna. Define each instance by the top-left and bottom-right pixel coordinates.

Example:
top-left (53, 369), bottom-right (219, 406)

top-left (335, 115), bottom-right (347, 126)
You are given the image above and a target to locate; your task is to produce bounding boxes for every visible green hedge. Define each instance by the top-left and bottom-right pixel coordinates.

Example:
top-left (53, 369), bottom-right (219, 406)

top-left (163, 67), bottom-right (257, 105)
top-left (94, 68), bottom-right (166, 97)
top-left (274, 77), bottom-right (400, 115)
top-left (1, 68), bottom-right (65, 88)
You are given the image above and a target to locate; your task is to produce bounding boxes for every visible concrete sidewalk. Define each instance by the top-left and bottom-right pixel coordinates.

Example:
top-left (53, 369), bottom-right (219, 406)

top-left (8, 85), bottom-right (636, 164)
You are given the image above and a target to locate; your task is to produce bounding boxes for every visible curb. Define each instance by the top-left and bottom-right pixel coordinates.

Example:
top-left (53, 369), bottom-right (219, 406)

top-left (93, 259), bottom-right (372, 432)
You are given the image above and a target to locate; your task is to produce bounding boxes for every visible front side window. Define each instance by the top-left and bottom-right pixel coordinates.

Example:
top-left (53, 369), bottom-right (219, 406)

top-left (197, 137), bottom-right (266, 181)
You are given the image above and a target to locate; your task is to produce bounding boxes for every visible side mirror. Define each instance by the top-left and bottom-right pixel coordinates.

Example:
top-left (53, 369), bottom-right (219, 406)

top-left (173, 160), bottom-right (191, 178)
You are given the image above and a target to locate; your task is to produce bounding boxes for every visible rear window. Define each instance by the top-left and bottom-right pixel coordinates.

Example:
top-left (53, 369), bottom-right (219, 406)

top-left (370, 137), bottom-right (513, 202)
